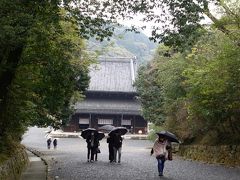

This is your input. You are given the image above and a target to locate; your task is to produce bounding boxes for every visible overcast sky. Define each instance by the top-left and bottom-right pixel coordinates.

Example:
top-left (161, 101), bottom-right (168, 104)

top-left (118, 3), bottom-right (221, 37)
top-left (120, 14), bottom-right (214, 37)
top-left (118, 15), bottom-right (154, 37)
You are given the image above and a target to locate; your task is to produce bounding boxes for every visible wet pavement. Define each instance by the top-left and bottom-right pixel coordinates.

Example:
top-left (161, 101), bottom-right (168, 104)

top-left (22, 127), bottom-right (240, 180)
top-left (20, 150), bottom-right (46, 180)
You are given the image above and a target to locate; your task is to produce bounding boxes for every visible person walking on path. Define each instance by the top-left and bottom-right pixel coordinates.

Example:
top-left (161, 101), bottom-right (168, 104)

top-left (107, 135), bottom-right (114, 163)
top-left (86, 132), bottom-right (98, 162)
top-left (47, 138), bottom-right (52, 149)
top-left (151, 136), bottom-right (171, 176)
top-left (53, 138), bottom-right (57, 149)
top-left (112, 133), bottom-right (123, 163)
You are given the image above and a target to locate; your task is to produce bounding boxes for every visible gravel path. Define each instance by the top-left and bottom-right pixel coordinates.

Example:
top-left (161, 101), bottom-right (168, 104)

top-left (22, 127), bottom-right (240, 180)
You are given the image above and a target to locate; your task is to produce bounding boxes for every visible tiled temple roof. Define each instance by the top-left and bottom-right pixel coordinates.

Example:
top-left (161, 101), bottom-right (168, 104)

top-left (88, 57), bottom-right (137, 93)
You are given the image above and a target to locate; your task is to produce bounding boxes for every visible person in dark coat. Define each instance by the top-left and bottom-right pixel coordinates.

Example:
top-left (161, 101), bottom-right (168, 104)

top-left (86, 132), bottom-right (98, 162)
top-left (53, 138), bottom-right (57, 149)
top-left (47, 138), bottom-right (52, 149)
top-left (107, 135), bottom-right (114, 163)
top-left (112, 133), bottom-right (123, 163)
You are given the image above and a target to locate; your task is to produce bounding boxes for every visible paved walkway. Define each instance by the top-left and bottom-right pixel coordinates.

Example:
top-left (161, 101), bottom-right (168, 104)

top-left (20, 150), bottom-right (47, 180)
top-left (21, 127), bottom-right (240, 180)
top-left (20, 128), bottom-right (147, 180)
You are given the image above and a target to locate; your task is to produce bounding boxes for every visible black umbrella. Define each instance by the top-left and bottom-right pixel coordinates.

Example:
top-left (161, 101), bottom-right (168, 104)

top-left (98, 125), bottom-right (115, 133)
top-left (97, 132), bottom-right (105, 140)
top-left (81, 128), bottom-right (97, 139)
top-left (109, 127), bottom-right (128, 136)
top-left (156, 131), bottom-right (180, 143)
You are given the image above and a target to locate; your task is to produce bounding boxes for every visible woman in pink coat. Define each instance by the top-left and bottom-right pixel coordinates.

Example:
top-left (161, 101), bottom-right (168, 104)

top-left (151, 136), bottom-right (171, 176)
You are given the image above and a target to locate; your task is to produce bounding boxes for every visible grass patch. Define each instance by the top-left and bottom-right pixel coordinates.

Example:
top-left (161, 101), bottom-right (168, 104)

top-left (0, 153), bottom-right (10, 165)
top-left (0, 139), bottom-right (24, 165)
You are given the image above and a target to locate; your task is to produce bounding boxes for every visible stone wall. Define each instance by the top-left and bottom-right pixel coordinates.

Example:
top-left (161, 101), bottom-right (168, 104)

top-left (178, 145), bottom-right (240, 166)
top-left (0, 146), bottom-right (29, 180)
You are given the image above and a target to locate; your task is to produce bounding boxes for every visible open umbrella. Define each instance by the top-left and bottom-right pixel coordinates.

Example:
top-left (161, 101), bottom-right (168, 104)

top-left (109, 127), bottom-right (128, 136)
top-left (81, 128), bottom-right (97, 139)
top-left (156, 131), bottom-right (180, 143)
top-left (98, 125), bottom-right (115, 133)
top-left (97, 132), bottom-right (105, 140)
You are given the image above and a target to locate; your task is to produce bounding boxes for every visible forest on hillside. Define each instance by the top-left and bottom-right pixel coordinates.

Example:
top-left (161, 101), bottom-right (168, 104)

top-left (87, 26), bottom-right (156, 63)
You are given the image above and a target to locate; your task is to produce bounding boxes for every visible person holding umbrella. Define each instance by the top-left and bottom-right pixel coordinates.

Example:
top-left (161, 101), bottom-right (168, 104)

top-left (109, 127), bottom-right (127, 163)
top-left (81, 128), bottom-right (105, 162)
top-left (99, 125), bottom-right (115, 163)
top-left (151, 131), bottom-right (179, 177)
top-left (86, 132), bottom-right (99, 162)
top-left (112, 132), bottom-right (123, 163)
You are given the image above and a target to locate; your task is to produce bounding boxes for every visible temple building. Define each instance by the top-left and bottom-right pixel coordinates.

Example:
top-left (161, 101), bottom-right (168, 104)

top-left (65, 57), bottom-right (148, 134)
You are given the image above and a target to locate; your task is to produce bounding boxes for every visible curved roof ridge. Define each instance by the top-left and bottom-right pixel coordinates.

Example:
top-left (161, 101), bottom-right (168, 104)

top-left (98, 56), bottom-right (136, 63)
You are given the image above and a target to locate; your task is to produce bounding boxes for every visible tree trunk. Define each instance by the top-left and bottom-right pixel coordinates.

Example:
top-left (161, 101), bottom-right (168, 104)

top-left (0, 46), bottom-right (23, 136)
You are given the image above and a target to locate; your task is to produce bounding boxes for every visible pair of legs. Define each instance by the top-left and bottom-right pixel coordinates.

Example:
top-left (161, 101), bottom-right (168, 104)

top-left (113, 147), bottom-right (122, 163)
top-left (157, 158), bottom-right (166, 176)
top-left (109, 145), bottom-right (114, 162)
top-left (87, 147), bottom-right (97, 162)
top-left (95, 150), bottom-right (98, 161)
top-left (47, 143), bottom-right (51, 149)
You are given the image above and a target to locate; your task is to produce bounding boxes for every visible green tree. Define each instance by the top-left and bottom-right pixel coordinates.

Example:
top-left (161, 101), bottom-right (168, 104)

top-left (0, 3), bottom-right (91, 153)
top-left (135, 63), bottom-right (165, 125)
top-left (135, 45), bottom-right (190, 141)
top-left (183, 31), bottom-right (240, 144)
top-left (151, 0), bottom-right (240, 48)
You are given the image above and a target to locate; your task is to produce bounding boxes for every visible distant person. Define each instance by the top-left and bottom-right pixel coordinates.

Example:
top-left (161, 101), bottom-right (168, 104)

top-left (112, 133), bottom-right (123, 163)
top-left (150, 136), bottom-right (171, 176)
top-left (47, 138), bottom-right (52, 149)
top-left (107, 135), bottom-right (114, 163)
top-left (53, 138), bottom-right (58, 149)
top-left (86, 132), bottom-right (98, 162)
